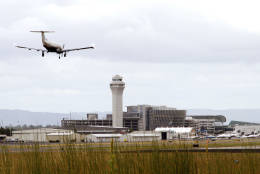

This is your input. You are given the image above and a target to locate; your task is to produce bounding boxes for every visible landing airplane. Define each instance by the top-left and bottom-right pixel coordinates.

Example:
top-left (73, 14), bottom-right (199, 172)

top-left (16, 31), bottom-right (94, 59)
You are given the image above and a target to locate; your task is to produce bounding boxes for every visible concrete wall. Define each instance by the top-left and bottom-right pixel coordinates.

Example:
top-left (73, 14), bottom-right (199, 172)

top-left (85, 134), bottom-right (122, 143)
top-left (46, 134), bottom-right (75, 143)
top-left (12, 128), bottom-right (72, 142)
top-left (12, 132), bottom-right (47, 142)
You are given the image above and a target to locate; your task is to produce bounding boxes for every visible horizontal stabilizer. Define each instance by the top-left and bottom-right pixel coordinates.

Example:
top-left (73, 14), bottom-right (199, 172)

top-left (30, 31), bottom-right (55, 33)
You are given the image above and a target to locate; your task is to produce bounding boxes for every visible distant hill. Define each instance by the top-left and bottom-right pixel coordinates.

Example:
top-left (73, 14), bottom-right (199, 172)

top-left (0, 109), bottom-right (67, 126)
top-left (0, 109), bottom-right (260, 126)
top-left (0, 109), bottom-right (91, 126)
top-left (0, 109), bottom-right (110, 126)
top-left (229, 120), bottom-right (260, 126)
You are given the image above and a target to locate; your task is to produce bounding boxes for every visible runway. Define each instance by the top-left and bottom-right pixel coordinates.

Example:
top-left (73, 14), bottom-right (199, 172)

top-left (1, 143), bottom-right (260, 153)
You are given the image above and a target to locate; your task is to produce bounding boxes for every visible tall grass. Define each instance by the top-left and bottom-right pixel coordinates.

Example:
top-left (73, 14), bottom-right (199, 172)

top-left (0, 141), bottom-right (259, 174)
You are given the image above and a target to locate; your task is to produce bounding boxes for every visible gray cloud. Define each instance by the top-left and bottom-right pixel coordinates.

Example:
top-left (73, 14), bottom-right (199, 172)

top-left (1, 0), bottom-right (260, 63)
top-left (0, 0), bottom-right (260, 121)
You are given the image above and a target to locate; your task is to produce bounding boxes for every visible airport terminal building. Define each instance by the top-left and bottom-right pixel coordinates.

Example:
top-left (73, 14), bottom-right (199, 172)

top-left (61, 105), bottom-right (186, 131)
top-left (61, 105), bottom-right (226, 133)
top-left (124, 105), bottom-right (186, 131)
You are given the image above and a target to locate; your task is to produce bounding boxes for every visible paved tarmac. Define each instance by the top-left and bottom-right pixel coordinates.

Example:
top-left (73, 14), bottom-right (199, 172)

top-left (1, 143), bottom-right (260, 153)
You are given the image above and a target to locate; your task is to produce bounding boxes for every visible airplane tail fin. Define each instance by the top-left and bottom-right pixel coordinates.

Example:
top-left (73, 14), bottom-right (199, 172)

top-left (30, 31), bottom-right (55, 33)
top-left (30, 31), bottom-right (54, 43)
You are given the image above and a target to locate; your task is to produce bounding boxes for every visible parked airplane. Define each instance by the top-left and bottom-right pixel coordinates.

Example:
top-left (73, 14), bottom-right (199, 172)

top-left (216, 133), bottom-right (239, 139)
top-left (241, 134), bottom-right (260, 138)
top-left (16, 31), bottom-right (94, 59)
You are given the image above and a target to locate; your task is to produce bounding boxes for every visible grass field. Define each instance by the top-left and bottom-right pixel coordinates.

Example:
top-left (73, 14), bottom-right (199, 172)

top-left (0, 141), bottom-right (259, 174)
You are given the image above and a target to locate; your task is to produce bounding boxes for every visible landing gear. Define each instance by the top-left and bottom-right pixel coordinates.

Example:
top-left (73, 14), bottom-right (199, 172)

top-left (64, 52), bottom-right (67, 57)
top-left (59, 54), bottom-right (61, 59)
top-left (42, 51), bottom-right (44, 57)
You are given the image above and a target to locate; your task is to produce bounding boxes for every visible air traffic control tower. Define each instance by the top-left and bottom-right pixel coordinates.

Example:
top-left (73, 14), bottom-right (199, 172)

top-left (110, 75), bottom-right (125, 127)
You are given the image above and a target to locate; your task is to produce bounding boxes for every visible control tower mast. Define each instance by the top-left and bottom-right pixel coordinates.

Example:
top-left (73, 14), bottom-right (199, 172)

top-left (110, 75), bottom-right (125, 127)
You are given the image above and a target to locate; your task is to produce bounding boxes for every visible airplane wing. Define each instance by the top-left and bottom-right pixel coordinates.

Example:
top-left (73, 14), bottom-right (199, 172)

top-left (16, 45), bottom-right (47, 52)
top-left (62, 46), bottom-right (94, 52)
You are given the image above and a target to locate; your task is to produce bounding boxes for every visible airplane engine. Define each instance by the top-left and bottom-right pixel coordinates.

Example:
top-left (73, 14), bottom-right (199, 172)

top-left (64, 52), bottom-right (67, 57)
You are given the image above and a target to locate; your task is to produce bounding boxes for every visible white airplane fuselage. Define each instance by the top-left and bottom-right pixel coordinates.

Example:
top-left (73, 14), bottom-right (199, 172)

top-left (41, 32), bottom-right (63, 53)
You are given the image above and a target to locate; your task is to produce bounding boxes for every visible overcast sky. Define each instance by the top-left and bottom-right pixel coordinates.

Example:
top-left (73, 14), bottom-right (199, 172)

top-left (1, 0), bottom-right (260, 114)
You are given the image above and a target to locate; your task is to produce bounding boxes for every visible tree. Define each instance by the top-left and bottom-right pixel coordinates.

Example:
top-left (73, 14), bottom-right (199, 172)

top-left (0, 127), bottom-right (12, 136)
